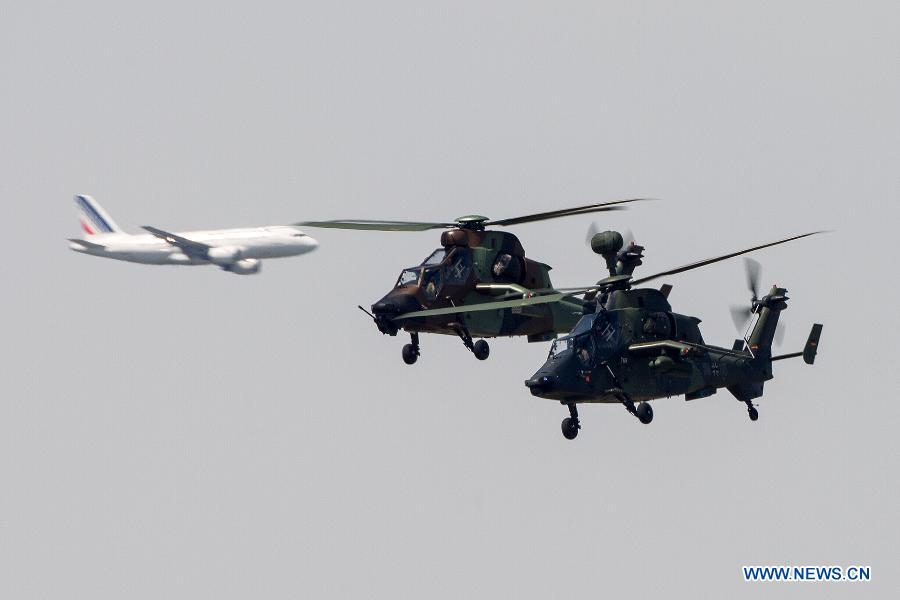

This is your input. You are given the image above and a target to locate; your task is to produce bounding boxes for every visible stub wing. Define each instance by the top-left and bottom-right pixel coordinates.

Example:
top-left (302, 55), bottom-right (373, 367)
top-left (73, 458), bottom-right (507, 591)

top-left (142, 226), bottom-right (210, 260)
top-left (628, 339), bottom-right (749, 358)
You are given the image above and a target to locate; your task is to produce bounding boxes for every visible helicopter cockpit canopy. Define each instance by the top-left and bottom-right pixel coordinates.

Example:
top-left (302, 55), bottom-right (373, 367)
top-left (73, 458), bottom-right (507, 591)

top-left (549, 315), bottom-right (594, 358)
top-left (548, 311), bottom-right (624, 363)
top-left (394, 247), bottom-right (473, 292)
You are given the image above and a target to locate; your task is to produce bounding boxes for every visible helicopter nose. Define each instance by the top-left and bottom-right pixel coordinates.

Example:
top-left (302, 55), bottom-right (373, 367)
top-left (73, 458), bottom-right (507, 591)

top-left (372, 293), bottom-right (420, 316)
top-left (525, 375), bottom-right (557, 396)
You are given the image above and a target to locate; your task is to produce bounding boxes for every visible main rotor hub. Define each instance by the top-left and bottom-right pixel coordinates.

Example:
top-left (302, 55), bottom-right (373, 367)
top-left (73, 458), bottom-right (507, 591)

top-left (454, 215), bottom-right (490, 230)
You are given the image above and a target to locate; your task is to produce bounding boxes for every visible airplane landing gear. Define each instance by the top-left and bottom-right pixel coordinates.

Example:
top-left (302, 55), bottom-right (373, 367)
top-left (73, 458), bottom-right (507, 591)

top-left (561, 403), bottom-right (580, 440)
top-left (402, 332), bottom-right (420, 365)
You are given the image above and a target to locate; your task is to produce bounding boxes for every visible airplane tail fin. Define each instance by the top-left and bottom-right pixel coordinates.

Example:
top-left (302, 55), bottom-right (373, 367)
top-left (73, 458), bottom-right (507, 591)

top-left (74, 194), bottom-right (122, 235)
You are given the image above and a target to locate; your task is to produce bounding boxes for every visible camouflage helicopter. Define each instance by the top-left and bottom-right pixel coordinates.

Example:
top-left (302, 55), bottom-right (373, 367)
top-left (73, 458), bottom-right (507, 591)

top-left (374, 228), bottom-right (824, 438)
top-left (519, 230), bottom-right (825, 439)
top-left (299, 200), bottom-right (644, 364)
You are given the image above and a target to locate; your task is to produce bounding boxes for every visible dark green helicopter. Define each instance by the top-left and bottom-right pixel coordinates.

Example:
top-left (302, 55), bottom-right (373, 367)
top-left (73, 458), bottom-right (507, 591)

top-left (393, 229), bottom-right (824, 438)
top-left (299, 200), bottom-right (644, 364)
top-left (523, 230), bottom-right (824, 438)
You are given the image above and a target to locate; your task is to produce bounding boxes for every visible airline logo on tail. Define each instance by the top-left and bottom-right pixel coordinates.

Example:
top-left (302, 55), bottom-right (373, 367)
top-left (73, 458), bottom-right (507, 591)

top-left (75, 194), bottom-right (121, 235)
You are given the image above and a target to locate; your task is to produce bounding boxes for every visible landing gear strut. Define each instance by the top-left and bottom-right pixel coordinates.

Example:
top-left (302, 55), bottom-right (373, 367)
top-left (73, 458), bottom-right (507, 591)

top-left (402, 332), bottom-right (420, 365)
top-left (602, 362), bottom-right (652, 424)
top-left (746, 401), bottom-right (759, 421)
top-left (561, 403), bottom-right (580, 440)
top-left (454, 326), bottom-right (490, 360)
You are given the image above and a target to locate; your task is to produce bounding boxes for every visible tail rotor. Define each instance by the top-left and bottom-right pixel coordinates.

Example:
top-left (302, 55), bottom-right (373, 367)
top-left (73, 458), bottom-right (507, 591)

top-left (730, 258), bottom-right (786, 346)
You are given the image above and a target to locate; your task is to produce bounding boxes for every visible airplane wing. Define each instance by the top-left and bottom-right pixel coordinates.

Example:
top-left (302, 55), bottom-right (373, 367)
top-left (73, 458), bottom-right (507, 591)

top-left (142, 226), bottom-right (210, 260)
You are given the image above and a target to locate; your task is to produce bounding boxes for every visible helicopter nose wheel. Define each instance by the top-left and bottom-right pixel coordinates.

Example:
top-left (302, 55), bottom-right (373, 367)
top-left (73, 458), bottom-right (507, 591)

top-left (746, 402), bottom-right (759, 421)
top-left (402, 332), bottom-right (420, 365)
top-left (561, 403), bottom-right (581, 440)
top-left (636, 402), bottom-right (653, 424)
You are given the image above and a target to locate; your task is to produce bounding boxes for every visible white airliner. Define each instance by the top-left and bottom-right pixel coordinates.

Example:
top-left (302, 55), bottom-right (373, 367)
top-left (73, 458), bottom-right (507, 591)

top-left (68, 195), bottom-right (318, 274)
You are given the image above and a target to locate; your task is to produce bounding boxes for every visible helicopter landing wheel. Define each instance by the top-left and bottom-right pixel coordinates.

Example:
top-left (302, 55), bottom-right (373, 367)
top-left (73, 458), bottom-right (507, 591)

top-left (561, 417), bottom-right (579, 440)
top-left (636, 402), bottom-right (653, 424)
top-left (561, 403), bottom-right (580, 440)
top-left (473, 339), bottom-right (490, 360)
top-left (402, 344), bottom-right (418, 365)
top-left (402, 333), bottom-right (420, 365)
top-left (747, 405), bottom-right (759, 421)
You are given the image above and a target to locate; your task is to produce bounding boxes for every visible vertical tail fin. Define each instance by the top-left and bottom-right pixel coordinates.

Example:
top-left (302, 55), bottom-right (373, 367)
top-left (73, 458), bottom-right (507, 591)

top-left (74, 194), bottom-right (122, 235)
top-left (747, 286), bottom-right (789, 355)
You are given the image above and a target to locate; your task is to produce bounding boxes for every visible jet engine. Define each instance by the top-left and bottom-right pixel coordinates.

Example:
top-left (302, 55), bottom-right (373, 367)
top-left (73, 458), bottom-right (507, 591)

top-left (207, 246), bottom-right (243, 265)
top-left (225, 258), bottom-right (261, 275)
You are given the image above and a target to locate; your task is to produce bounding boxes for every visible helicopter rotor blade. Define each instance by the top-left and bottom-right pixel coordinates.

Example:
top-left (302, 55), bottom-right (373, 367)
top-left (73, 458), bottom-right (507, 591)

top-left (485, 198), bottom-right (649, 227)
top-left (630, 231), bottom-right (825, 287)
top-left (296, 219), bottom-right (454, 231)
top-left (745, 257), bottom-right (762, 299)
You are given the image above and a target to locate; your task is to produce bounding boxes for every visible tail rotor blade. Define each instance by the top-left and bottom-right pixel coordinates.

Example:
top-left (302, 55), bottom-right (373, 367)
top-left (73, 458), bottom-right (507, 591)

top-left (730, 305), bottom-right (752, 330)
top-left (745, 258), bottom-right (761, 299)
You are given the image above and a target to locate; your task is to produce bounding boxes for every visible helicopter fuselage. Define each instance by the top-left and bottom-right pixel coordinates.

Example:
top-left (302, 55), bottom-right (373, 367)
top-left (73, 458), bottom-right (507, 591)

top-left (525, 287), bottom-right (776, 405)
top-left (371, 229), bottom-right (583, 341)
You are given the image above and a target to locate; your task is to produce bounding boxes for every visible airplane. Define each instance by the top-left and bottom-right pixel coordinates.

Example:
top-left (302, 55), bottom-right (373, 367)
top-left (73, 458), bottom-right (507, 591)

top-left (67, 195), bottom-right (318, 274)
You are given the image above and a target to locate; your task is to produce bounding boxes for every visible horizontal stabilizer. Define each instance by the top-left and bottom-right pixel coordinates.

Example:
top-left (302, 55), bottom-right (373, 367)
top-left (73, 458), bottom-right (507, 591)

top-left (68, 238), bottom-right (105, 250)
top-left (803, 323), bottom-right (823, 365)
top-left (771, 323), bottom-right (823, 364)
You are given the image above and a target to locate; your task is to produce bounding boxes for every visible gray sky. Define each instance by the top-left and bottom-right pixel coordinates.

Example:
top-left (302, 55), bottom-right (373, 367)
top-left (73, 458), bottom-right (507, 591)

top-left (1, 1), bottom-right (898, 598)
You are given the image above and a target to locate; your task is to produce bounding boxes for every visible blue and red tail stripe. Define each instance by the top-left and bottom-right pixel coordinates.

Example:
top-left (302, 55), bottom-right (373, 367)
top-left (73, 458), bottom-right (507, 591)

top-left (76, 195), bottom-right (116, 235)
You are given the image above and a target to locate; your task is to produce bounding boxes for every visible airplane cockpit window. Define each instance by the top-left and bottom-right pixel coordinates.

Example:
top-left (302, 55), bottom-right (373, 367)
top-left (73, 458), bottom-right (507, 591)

top-left (397, 268), bottom-right (421, 287)
top-left (421, 249), bottom-right (447, 266)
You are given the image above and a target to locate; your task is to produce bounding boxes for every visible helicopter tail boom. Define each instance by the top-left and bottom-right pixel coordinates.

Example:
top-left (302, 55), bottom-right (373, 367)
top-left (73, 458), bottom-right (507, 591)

top-left (746, 286), bottom-right (789, 355)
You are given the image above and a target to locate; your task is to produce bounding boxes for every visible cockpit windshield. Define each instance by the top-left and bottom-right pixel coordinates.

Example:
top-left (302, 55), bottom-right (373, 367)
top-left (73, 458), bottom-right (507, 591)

top-left (550, 337), bottom-right (572, 357)
top-left (421, 249), bottom-right (447, 266)
top-left (397, 268), bottom-right (421, 287)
